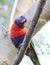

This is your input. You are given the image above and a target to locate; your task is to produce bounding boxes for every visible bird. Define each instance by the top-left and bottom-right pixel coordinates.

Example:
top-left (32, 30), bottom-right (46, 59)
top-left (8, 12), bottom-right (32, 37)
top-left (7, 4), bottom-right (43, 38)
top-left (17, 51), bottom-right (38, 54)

top-left (10, 16), bottom-right (27, 49)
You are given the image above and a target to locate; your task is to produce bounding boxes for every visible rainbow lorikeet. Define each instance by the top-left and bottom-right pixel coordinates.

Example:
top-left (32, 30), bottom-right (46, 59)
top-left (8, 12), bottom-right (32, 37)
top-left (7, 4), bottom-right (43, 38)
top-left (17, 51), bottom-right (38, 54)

top-left (10, 16), bottom-right (27, 48)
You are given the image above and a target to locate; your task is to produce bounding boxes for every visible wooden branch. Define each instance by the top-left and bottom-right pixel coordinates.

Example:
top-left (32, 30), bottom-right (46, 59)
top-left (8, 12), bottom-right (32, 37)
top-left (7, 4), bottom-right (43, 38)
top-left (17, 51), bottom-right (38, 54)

top-left (11, 0), bottom-right (46, 65)
top-left (9, 0), bottom-right (18, 33)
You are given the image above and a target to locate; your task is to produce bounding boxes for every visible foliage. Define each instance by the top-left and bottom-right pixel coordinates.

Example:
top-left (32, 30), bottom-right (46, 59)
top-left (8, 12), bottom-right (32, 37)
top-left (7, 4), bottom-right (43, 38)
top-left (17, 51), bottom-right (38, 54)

top-left (0, 0), bottom-right (7, 4)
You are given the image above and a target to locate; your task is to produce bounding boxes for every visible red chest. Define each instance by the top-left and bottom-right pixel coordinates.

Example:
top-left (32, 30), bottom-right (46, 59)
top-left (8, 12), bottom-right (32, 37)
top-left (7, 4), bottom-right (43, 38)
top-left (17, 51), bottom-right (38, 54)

top-left (10, 23), bottom-right (27, 38)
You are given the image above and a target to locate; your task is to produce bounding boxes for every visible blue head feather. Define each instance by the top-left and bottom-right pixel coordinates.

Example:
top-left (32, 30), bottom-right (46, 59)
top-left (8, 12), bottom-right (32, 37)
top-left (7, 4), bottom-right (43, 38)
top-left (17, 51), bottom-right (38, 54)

top-left (15, 16), bottom-right (27, 28)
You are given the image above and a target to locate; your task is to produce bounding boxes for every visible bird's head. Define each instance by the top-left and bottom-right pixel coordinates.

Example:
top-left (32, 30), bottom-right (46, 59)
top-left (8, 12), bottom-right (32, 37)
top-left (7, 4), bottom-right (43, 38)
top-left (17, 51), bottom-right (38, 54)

top-left (15, 16), bottom-right (27, 28)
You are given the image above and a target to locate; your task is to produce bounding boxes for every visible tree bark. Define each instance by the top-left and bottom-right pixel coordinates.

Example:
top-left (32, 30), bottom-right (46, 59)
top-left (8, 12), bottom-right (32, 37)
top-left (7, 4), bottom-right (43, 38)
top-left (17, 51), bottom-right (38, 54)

top-left (11, 0), bottom-right (46, 65)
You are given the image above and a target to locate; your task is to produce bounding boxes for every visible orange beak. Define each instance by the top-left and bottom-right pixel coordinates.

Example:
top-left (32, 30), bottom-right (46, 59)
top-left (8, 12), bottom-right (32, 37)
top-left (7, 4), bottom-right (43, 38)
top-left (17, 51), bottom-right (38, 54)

top-left (21, 19), bottom-right (26, 23)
